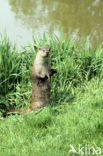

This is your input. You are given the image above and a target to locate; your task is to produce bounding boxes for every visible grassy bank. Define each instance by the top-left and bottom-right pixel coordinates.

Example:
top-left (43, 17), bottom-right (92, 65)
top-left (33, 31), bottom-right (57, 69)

top-left (0, 35), bottom-right (103, 155)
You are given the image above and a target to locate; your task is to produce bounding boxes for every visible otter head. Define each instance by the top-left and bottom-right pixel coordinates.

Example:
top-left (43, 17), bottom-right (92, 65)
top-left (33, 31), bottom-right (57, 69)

top-left (39, 46), bottom-right (51, 57)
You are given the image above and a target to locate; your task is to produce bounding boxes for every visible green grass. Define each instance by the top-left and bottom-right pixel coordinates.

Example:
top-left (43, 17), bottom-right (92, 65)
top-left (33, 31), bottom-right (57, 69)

top-left (0, 34), bottom-right (103, 155)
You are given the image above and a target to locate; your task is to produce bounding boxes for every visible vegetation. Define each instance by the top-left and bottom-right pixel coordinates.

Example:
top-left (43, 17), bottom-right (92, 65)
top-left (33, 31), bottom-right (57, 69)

top-left (0, 34), bottom-right (103, 155)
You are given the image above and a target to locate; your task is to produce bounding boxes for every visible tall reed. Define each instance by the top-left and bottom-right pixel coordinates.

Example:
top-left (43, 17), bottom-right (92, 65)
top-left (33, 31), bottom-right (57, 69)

top-left (0, 34), bottom-right (103, 110)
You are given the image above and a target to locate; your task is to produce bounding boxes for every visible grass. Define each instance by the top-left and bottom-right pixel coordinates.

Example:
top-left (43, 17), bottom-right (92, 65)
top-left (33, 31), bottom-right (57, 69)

top-left (0, 34), bottom-right (103, 155)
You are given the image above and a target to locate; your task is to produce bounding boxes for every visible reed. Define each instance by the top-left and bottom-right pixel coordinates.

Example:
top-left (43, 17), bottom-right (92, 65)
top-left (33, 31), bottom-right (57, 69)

top-left (0, 35), bottom-right (103, 110)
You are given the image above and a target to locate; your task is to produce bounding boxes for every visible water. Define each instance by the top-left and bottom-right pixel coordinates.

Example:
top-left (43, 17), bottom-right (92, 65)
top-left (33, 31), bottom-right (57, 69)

top-left (0, 0), bottom-right (103, 48)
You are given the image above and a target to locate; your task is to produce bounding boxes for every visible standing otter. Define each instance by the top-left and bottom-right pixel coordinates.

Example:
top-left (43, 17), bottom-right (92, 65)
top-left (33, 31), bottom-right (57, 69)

top-left (3, 46), bottom-right (57, 117)
top-left (31, 46), bottom-right (57, 110)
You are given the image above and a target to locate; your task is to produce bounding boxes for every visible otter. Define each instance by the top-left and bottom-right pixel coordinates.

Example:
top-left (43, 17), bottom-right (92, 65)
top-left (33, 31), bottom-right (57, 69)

top-left (3, 46), bottom-right (57, 117)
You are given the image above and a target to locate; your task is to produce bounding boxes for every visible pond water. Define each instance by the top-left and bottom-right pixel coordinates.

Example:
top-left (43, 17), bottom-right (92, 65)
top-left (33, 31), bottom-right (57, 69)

top-left (0, 0), bottom-right (103, 48)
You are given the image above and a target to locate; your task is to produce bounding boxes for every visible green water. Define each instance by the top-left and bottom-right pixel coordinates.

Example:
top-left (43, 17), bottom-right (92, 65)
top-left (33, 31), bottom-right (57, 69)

top-left (0, 0), bottom-right (103, 48)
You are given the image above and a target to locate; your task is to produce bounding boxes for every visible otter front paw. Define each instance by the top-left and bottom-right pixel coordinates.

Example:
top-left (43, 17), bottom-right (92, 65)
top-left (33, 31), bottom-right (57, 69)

top-left (50, 69), bottom-right (57, 76)
top-left (39, 75), bottom-right (48, 82)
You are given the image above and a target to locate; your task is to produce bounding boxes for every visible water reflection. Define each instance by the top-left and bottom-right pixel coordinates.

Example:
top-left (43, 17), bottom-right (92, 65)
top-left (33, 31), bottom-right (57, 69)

top-left (4, 0), bottom-right (103, 46)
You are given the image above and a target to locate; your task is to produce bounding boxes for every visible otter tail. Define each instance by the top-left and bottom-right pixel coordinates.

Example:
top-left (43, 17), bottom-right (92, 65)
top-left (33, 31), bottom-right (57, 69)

top-left (2, 108), bottom-right (32, 118)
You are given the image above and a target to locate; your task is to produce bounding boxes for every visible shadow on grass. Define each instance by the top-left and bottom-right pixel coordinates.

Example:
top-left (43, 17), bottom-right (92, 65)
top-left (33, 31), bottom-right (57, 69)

top-left (96, 123), bottom-right (103, 134)
top-left (50, 89), bottom-right (75, 106)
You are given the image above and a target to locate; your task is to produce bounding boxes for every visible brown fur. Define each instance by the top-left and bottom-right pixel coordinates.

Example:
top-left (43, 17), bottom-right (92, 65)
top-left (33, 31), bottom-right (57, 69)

top-left (2, 46), bottom-right (57, 117)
